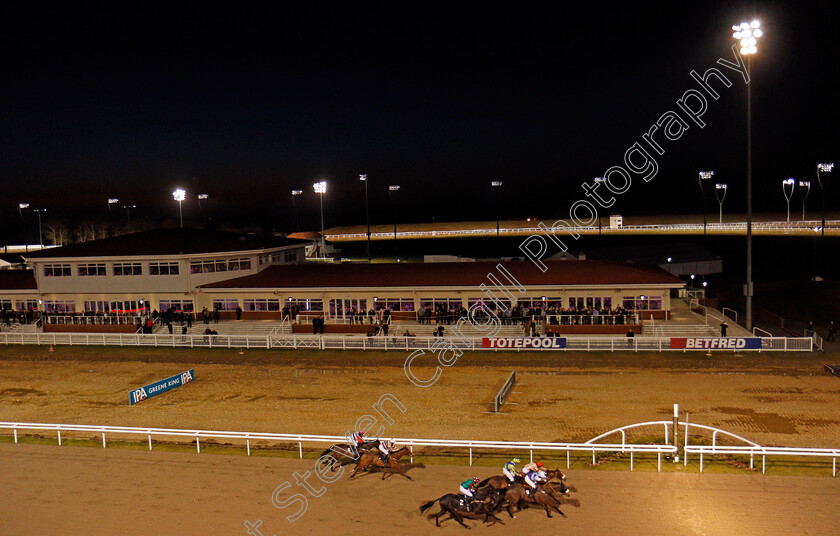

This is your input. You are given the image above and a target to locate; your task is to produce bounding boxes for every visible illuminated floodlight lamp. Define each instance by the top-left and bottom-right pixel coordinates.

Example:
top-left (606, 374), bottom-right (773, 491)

top-left (715, 183), bottom-right (727, 190)
top-left (593, 177), bottom-right (606, 183)
top-left (798, 180), bottom-right (810, 188)
top-left (313, 181), bottom-right (327, 194)
top-left (491, 181), bottom-right (503, 187)
top-left (735, 20), bottom-right (761, 55)
top-left (667, 257), bottom-right (673, 263)
top-left (291, 189), bottom-right (303, 195)
top-left (108, 198), bottom-right (119, 204)
top-left (19, 203), bottom-right (30, 209)
top-left (703, 281), bottom-right (709, 288)
top-left (389, 185), bottom-right (400, 191)
top-left (172, 188), bottom-right (186, 202)
top-left (359, 174), bottom-right (367, 182)
top-left (818, 163), bottom-right (834, 173)
top-left (699, 171), bottom-right (714, 180)
top-left (197, 194), bottom-right (209, 200)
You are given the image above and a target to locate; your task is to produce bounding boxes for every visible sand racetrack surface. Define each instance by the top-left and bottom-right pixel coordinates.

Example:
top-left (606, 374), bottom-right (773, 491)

top-left (2, 443), bottom-right (840, 535)
top-left (3, 346), bottom-right (840, 534)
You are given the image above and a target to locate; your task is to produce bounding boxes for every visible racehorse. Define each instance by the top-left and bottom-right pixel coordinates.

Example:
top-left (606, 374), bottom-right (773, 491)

top-left (494, 482), bottom-right (570, 518)
top-left (318, 440), bottom-right (380, 472)
top-left (349, 446), bottom-right (413, 480)
top-left (544, 468), bottom-right (567, 481)
top-left (420, 486), bottom-right (504, 528)
top-left (477, 475), bottom-right (518, 490)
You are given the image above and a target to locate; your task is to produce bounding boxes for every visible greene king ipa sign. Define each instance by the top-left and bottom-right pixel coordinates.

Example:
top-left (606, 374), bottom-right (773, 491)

top-left (129, 370), bottom-right (194, 405)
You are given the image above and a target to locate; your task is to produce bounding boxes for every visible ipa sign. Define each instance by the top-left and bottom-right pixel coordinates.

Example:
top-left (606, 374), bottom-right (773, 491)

top-left (129, 369), bottom-right (195, 405)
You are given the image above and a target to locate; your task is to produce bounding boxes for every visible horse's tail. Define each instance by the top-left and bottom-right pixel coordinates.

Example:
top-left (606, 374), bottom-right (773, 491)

top-left (318, 447), bottom-right (335, 461)
top-left (419, 497), bottom-right (440, 513)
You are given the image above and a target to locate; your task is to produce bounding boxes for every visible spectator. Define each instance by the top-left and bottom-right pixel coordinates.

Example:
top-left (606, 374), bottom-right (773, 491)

top-left (720, 321), bottom-right (728, 337)
top-left (312, 316), bottom-right (318, 334)
top-left (213, 306), bottom-right (220, 324)
top-left (828, 321), bottom-right (837, 342)
top-left (626, 328), bottom-right (634, 348)
top-left (202, 307), bottom-right (210, 325)
top-left (235, 306), bottom-right (242, 320)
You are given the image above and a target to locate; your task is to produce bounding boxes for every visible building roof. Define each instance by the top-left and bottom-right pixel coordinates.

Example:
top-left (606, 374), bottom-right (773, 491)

top-left (0, 269), bottom-right (37, 290)
top-left (201, 260), bottom-right (684, 289)
top-left (22, 229), bottom-right (309, 259)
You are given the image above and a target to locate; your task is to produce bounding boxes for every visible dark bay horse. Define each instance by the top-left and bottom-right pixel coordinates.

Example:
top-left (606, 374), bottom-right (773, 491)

top-left (420, 486), bottom-right (504, 528)
top-left (318, 440), bottom-right (380, 472)
top-left (349, 446), bottom-right (413, 480)
top-left (477, 475), bottom-right (518, 490)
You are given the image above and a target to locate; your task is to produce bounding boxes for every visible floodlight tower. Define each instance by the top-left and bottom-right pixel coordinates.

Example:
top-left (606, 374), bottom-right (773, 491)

top-left (491, 181), bottom-right (503, 237)
top-left (798, 181), bottom-right (811, 221)
top-left (715, 183), bottom-right (727, 224)
top-left (360, 174), bottom-right (371, 262)
top-left (731, 19), bottom-right (761, 330)
top-left (782, 178), bottom-right (795, 223)
top-left (699, 171), bottom-right (714, 235)
top-left (173, 188), bottom-right (186, 228)
top-left (314, 181), bottom-right (327, 257)
top-left (388, 185), bottom-right (400, 242)
top-left (108, 198), bottom-right (119, 215)
top-left (817, 163), bottom-right (834, 236)
top-left (291, 189), bottom-right (303, 232)
top-left (593, 177), bottom-right (607, 234)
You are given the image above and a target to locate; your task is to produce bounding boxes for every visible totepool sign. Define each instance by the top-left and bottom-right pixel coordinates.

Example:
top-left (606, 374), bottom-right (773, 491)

top-left (670, 338), bottom-right (761, 350)
top-left (483, 337), bottom-right (567, 349)
top-left (129, 370), bottom-right (195, 405)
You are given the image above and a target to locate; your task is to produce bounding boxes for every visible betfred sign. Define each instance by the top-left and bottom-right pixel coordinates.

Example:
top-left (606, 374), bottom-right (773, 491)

top-left (482, 337), bottom-right (566, 349)
top-left (129, 369), bottom-right (195, 405)
top-left (670, 338), bottom-right (761, 350)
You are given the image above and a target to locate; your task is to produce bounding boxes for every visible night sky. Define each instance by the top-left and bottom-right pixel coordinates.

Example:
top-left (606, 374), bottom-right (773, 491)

top-left (1, 2), bottom-right (838, 240)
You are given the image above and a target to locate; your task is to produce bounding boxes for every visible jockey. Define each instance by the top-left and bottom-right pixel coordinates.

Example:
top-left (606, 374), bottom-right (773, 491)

top-left (503, 457), bottom-right (520, 483)
top-left (351, 431), bottom-right (365, 448)
top-left (520, 460), bottom-right (543, 476)
top-left (378, 439), bottom-right (396, 465)
top-left (523, 469), bottom-right (544, 495)
top-left (459, 477), bottom-right (480, 510)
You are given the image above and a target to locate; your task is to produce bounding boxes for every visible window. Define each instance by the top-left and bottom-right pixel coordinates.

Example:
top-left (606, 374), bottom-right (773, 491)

top-left (419, 298), bottom-right (463, 310)
top-left (284, 251), bottom-right (298, 263)
top-left (84, 301), bottom-right (109, 313)
top-left (158, 300), bottom-right (194, 312)
top-left (113, 263), bottom-right (142, 276)
top-left (150, 262), bottom-right (179, 275)
top-left (44, 300), bottom-right (76, 313)
top-left (190, 257), bottom-right (251, 274)
top-left (15, 300), bottom-right (38, 311)
top-left (238, 258), bottom-right (251, 270)
top-left (78, 263), bottom-right (107, 276)
top-left (516, 298), bottom-right (547, 309)
top-left (376, 297), bottom-right (414, 311)
top-left (286, 298), bottom-right (323, 312)
top-left (213, 299), bottom-right (240, 311)
top-left (0, 300), bottom-right (11, 311)
top-left (243, 299), bottom-right (280, 311)
top-left (467, 298), bottom-right (511, 311)
top-left (44, 264), bottom-right (71, 277)
top-left (622, 296), bottom-right (661, 310)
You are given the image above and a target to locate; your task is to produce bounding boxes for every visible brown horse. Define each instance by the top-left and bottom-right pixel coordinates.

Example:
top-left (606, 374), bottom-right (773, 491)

top-left (349, 446), bottom-right (413, 480)
top-left (420, 486), bottom-right (504, 528)
top-left (544, 468), bottom-right (567, 481)
top-left (477, 475), bottom-right (517, 490)
top-left (494, 482), bottom-right (568, 518)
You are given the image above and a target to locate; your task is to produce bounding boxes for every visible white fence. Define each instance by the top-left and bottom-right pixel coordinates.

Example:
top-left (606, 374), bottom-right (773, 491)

top-left (3, 419), bottom-right (838, 475)
top-left (0, 421), bottom-right (677, 471)
top-left (0, 332), bottom-right (813, 352)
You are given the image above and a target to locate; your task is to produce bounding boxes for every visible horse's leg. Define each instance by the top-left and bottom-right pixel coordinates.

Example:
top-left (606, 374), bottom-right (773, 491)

top-left (445, 506), bottom-right (470, 529)
top-left (395, 461), bottom-right (413, 480)
top-left (433, 507), bottom-right (447, 527)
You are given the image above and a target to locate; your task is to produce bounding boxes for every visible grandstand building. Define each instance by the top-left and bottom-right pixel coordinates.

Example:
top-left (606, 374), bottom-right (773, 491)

top-left (0, 228), bottom-right (684, 326)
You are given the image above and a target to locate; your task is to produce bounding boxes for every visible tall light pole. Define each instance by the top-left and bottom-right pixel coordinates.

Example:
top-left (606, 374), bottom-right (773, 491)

top-left (388, 185), bottom-right (400, 242)
top-left (782, 178), bottom-right (795, 222)
top-left (33, 208), bottom-right (46, 248)
top-left (817, 163), bottom-right (834, 237)
top-left (798, 181), bottom-right (811, 221)
top-left (593, 177), bottom-right (606, 234)
top-left (732, 19), bottom-right (761, 331)
top-left (18, 202), bottom-right (29, 220)
top-left (108, 198), bottom-right (119, 215)
top-left (314, 181), bottom-right (327, 257)
top-left (699, 171), bottom-right (714, 235)
top-left (491, 181), bottom-right (503, 237)
top-left (715, 183), bottom-right (727, 224)
top-left (291, 189), bottom-right (303, 233)
top-left (122, 204), bottom-right (136, 224)
top-left (173, 188), bottom-right (186, 228)
top-left (197, 194), bottom-right (208, 211)
top-left (360, 174), bottom-right (371, 262)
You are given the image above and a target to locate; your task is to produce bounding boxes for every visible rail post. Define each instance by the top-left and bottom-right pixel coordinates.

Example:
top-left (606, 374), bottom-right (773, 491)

top-left (148, 434), bottom-right (152, 450)
top-left (196, 435), bottom-right (200, 453)
top-left (410, 444), bottom-right (414, 464)
top-left (299, 441), bottom-right (303, 458)
top-left (57, 430), bottom-right (61, 446)
top-left (102, 432), bottom-right (106, 448)
top-left (247, 439), bottom-right (250, 456)
top-left (13, 428), bottom-right (17, 443)
top-left (469, 447), bottom-right (473, 466)
top-left (566, 450), bottom-right (570, 469)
